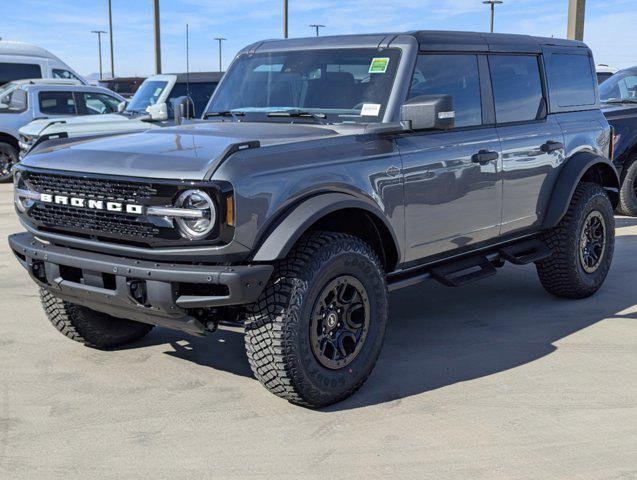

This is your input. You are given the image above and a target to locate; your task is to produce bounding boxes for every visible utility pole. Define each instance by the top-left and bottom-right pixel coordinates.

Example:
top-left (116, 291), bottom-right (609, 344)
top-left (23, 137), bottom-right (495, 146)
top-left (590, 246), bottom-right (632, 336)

top-left (283, 0), bottom-right (288, 38)
top-left (482, 0), bottom-right (503, 33)
top-left (153, 0), bottom-right (162, 74)
top-left (567, 0), bottom-right (586, 40)
top-left (214, 37), bottom-right (226, 72)
top-left (91, 30), bottom-right (107, 79)
top-left (309, 24), bottom-right (325, 37)
top-left (107, 0), bottom-right (115, 78)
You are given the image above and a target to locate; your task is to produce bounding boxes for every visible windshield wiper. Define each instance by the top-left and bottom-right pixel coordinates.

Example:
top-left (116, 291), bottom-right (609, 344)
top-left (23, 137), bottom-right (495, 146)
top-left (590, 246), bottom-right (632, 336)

top-left (602, 98), bottom-right (637, 104)
top-left (203, 111), bottom-right (246, 118)
top-left (267, 109), bottom-right (327, 121)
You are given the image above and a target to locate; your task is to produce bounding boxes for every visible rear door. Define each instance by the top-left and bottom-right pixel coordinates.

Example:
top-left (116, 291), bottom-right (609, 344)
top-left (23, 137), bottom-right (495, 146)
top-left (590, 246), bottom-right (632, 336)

top-left (490, 54), bottom-right (565, 235)
top-left (396, 54), bottom-right (503, 263)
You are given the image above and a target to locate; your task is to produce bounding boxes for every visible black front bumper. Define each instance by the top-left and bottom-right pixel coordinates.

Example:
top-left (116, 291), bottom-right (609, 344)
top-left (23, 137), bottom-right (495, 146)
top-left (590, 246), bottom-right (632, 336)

top-left (9, 232), bottom-right (273, 336)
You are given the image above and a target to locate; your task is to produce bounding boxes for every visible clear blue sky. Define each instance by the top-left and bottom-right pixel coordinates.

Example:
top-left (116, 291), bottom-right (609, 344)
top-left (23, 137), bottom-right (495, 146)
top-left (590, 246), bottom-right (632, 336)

top-left (2, 0), bottom-right (636, 77)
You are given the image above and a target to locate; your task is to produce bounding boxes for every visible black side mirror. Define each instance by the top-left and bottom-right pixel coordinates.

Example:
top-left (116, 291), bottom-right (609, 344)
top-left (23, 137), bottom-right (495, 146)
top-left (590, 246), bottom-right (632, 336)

top-left (173, 96), bottom-right (195, 124)
top-left (401, 94), bottom-right (454, 131)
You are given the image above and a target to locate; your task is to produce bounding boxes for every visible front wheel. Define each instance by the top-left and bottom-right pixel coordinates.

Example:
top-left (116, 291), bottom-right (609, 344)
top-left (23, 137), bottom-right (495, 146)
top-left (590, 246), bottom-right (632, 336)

top-left (0, 142), bottom-right (18, 183)
top-left (536, 182), bottom-right (615, 299)
top-left (244, 231), bottom-right (389, 408)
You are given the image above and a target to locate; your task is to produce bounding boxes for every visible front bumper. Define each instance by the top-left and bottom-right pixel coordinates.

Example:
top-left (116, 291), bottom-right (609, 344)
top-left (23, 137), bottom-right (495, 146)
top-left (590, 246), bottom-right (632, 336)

top-left (9, 232), bottom-right (273, 336)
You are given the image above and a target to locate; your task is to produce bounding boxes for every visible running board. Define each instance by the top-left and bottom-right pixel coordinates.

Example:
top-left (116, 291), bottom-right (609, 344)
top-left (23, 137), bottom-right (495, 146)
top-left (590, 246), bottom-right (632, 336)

top-left (429, 255), bottom-right (497, 287)
top-left (498, 239), bottom-right (551, 265)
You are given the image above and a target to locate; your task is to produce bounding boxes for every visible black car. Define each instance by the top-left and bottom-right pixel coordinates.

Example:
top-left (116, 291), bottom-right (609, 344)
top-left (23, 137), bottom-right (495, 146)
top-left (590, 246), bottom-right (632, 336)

top-left (600, 67), bottom-right (637, 215)
top-left (97, 76), bottom-right (146, 99)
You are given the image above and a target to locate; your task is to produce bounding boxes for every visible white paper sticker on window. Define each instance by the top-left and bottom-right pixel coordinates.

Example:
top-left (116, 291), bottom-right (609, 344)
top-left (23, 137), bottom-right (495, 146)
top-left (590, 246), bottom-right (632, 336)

top-left (361, 103), bottom-right (381, 116)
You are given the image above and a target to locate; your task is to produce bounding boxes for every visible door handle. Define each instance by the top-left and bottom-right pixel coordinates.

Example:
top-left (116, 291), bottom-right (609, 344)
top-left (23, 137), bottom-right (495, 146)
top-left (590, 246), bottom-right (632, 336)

top-left (471, 149), bottom-right (499, 165)
top-left (541, 140), bottom-right (564, 153)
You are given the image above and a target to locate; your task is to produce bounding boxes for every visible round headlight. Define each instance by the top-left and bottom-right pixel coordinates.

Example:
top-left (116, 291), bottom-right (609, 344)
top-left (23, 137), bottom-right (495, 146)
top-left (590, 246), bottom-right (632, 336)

top-left (174, 189), bottom-right (216, 240)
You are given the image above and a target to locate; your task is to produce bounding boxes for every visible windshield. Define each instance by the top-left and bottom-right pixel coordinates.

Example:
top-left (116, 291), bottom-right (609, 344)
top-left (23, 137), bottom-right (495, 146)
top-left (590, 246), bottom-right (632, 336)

top-left (599, 70), bottom-right (637, 103)
top-left (126, 80), bottom-right (169, 113)
top-left (206, 48), bottom-right (401, 123)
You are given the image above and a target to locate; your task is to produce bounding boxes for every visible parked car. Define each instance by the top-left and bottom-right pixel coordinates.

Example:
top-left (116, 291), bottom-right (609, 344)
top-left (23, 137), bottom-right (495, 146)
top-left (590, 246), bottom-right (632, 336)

top-left (0, 40), bottom-right (86, 85)
top-left (97, 76), bottom-right (146, 99)
top-left (0, 82), bottom-right (124, 181)
top-left (596, 64), bottom-right (617, 84)
top-left (19, 72), bottom-right (223, 155)
top-left (10, 31), bottom-right (617, 407)
top-left (599, 66), bottom-right (637, 214)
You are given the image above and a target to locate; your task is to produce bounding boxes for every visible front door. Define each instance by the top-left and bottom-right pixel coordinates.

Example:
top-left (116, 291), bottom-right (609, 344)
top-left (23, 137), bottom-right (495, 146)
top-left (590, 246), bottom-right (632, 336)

top-left (396, 53), bottom-right (503, 263)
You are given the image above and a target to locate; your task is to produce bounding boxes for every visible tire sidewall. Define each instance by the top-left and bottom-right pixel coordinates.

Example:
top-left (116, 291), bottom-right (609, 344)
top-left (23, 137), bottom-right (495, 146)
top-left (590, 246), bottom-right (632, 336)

top-left (289, 248), bottom-right (388, 402)
top-left (0, 143), bottom-right (17, 183)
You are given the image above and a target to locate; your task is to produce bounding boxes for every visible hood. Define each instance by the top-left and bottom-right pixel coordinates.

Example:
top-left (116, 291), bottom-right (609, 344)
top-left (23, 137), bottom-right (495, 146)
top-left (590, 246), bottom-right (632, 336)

top-left (20, 113), bottom-right (135, 136)
top-left (20, 121), bottom-right (347, 180)
top-left (601, 103), bottom-right (637, 119)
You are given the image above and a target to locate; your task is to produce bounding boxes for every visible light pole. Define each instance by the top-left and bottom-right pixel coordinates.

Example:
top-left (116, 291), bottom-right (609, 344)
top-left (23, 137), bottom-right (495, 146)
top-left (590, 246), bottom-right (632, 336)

top-left (567, 0), bottom-right (586, 40)
top-left (283, 0), bottom-right (288, 38)
top-left (483, 0), bottom-right (503, 33)
top-left (214, 37), bottom-right (226, 72)
top-left (91, 30), bottom-right (107, 80)
top-left (309, 24), bottom-right (325, 37)
top-left (153, 0), bottom-right (162, 74)
top-left (107, 0), bottom-right (115, 78)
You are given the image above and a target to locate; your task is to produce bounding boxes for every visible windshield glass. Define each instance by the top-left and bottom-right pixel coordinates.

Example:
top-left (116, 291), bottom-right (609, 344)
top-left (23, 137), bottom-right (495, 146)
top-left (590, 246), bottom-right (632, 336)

top-left (206, 48), bottom-right (401, 122)
top-left (599, 71), bottom-right (637, 102)
top-left (126, 80), bottom-right (169, 113)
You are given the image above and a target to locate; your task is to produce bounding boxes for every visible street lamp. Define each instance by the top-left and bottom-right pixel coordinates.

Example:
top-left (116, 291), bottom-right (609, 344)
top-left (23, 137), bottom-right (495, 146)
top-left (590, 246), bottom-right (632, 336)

top-left (310, 24), bottom-right (325, 37)
top-left (483, 0), bottom-right (503, 33)
top-left (214, 37), bottom-right (226, 72)
top-left (91, 30), bottom-right (107, 80)
top-left (283, 0), bottom-right (288, 38)
top-left (107, 0), bottom-right (115, 78)
top-left (153, 0), bottom-right (162, 74)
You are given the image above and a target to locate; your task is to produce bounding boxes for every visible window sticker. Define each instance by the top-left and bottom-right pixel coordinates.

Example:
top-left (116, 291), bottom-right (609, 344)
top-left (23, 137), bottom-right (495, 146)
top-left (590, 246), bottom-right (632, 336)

top-left (369, 57), bottom-right (390, 74)
top-left (361, 103), bottom-right (381, 116)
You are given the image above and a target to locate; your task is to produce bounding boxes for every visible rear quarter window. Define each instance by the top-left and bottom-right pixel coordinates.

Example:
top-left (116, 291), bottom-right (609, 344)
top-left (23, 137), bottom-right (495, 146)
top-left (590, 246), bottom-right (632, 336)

top-left (0, 62), bottom-right (42, 84)
top-left (547, 53), bottom-right (596, 108)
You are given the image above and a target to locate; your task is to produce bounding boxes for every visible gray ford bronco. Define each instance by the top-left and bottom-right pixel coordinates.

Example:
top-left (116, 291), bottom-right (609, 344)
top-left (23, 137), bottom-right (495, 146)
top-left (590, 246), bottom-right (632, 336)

top-left (9, 31), bottom-right (619, 407)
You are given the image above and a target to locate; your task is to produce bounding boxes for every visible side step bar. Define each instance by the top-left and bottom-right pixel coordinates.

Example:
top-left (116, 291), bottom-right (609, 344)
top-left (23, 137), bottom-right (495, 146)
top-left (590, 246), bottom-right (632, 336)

top-left (388, 238), bottom-right (551, 291)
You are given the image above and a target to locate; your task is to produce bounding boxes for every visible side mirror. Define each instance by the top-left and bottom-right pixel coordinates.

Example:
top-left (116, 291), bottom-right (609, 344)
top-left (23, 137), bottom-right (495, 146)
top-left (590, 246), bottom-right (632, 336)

top-left (172, 96), bottom-right (195, 125)
top-left (146, 102), bottom-right (168, 121)
top-left (401, 94), bottom-right (454, 131)
top-left (117, 100), bottom-right (128, 113)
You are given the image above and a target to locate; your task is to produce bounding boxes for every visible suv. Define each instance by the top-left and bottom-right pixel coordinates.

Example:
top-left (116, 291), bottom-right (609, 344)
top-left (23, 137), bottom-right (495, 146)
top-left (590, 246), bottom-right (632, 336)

top-left (18, 72), bottom-right (223, 155)
top-left (97, 76), bottom-right (146, 99)
top-left (0, 81), bottom-right (124, 182)
top-left (9, 32), bottom-right (618, 408)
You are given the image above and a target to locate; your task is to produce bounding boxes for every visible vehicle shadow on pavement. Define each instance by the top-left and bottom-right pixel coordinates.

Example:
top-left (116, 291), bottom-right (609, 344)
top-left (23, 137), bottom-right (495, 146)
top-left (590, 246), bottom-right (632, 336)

top-left (120, 229), bottom-right (637, 411)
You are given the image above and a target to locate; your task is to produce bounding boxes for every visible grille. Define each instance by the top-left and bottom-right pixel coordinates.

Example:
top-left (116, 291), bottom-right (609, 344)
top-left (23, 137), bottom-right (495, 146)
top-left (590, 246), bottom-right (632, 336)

top-left (25, 172), bottom-right (157, 202)
top-left (31, 204), bottom-right (160, 240)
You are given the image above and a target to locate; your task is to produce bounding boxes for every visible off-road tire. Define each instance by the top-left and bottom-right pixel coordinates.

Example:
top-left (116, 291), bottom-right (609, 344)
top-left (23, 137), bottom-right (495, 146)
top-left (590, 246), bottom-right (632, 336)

top-left (40, 288), bottom-right (154, 348)
top-left (617, 154), bottom-right (637, 216)
top-left (244, 231), bottom-right (389, 408)
top-left (536, 182), bottom-right (614, 299)
top-left (0, 142), bottom-right (18, 183)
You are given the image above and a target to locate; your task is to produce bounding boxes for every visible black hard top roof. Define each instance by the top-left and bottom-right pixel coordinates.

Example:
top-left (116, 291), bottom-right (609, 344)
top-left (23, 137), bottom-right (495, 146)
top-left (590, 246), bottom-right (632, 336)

top-left (172, 72), bottom-right (224, 83)
top-left (247, 30), bottom-right (588, 55)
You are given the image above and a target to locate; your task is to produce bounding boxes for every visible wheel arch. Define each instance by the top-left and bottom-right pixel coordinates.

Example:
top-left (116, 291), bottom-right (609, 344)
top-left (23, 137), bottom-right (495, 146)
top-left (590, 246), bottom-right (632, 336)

top-left (251, 192), bottom-right (401, 272)
top-left (0, 132), bottom-right (19, 150)
top-left (542, 151), bottom-right (619, 229)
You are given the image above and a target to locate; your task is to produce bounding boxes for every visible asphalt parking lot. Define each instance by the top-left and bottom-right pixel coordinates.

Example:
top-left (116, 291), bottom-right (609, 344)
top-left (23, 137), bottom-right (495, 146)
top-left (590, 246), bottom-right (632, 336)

top-left (0, 182), bottom-right (635, 480)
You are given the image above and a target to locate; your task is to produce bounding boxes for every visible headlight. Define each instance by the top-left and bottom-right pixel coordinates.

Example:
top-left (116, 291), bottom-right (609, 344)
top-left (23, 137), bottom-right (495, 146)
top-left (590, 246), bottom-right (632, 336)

top-left (174, 189), bottom-right (216, 240)
top-left (13, 171), bottom-right (27, 213)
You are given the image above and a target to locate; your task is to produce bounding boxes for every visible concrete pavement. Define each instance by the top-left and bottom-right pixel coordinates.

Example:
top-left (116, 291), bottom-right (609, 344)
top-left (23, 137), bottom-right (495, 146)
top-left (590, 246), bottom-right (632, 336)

top-left (0, 183), bottom-right (635, 479)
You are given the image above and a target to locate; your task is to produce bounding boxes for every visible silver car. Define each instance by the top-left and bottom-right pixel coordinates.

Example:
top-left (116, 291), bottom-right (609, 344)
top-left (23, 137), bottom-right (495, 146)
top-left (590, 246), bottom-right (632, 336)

top-left (0, 80), bottom-right (124, 181)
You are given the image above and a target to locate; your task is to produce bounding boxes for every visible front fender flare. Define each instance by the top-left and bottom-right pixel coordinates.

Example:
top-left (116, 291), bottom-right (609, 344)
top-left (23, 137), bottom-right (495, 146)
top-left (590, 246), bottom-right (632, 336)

top-left (542, 152), bottom-right (619, 229)
top-left (252, 192), bottom-right (399, 262)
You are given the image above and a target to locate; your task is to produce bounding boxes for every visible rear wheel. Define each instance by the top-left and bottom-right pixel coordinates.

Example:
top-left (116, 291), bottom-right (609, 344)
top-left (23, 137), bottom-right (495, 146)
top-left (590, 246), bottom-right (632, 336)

top-left (0, 142), bottom-right (18, 183)
top-left (244, 231), bottom-right (388, 408)
top-left (536, 182), bottom-right (614, 299)
top-left (617, 154), bottom-right (637, 216)
top-left (41, 289), bottom-right (154, 348)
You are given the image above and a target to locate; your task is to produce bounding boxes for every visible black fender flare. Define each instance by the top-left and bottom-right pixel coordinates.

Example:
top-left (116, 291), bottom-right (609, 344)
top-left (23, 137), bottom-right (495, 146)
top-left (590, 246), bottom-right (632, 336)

top-left (252, 192), bottom-right (400, 263)
top-left (542, 151), bottom-right (619, 229)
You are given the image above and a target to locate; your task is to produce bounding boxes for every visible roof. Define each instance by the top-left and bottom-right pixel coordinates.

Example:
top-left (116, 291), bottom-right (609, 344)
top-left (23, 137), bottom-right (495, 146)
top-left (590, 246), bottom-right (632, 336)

top-left (244, 30), bottom-right (589, 55)
top-left (22, 83), bottom-right (125, 97)
top-left (171, 72), bottom-right (224, 83)
top-left (0, 40), bottom-right (60, 59)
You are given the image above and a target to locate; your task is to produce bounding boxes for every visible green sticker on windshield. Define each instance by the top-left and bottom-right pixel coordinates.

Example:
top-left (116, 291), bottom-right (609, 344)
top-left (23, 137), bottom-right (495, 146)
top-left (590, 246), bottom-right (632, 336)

top-left (369, 57), bottom-right (389, 74)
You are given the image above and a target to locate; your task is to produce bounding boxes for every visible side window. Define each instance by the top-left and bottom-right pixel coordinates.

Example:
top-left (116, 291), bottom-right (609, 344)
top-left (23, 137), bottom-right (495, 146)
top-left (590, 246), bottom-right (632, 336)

top-left (490, 55), bottom-right (544, 124)
top-left (548, 54), bottom-right (596, 107)
top-left (0, 62), bottom-right (42, 84)
top-left (80, 92), bottom-right (120, 115)
top-left (38, 91), bottom-right (77, 115)
top-left (408, 54), bottom-right (482, 128)
top-left (52, 69), bottom-right (82, 82)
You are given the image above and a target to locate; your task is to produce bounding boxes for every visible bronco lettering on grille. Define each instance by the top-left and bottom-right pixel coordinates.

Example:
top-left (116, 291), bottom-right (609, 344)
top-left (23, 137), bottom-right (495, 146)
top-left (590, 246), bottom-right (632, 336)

top-left (40, 193), bottom-right (144, 215)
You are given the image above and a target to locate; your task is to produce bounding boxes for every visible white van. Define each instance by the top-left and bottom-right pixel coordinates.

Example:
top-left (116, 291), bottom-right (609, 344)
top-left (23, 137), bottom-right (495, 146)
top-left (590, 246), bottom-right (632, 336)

top-left (0, 41), bottom-right (87, 85)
